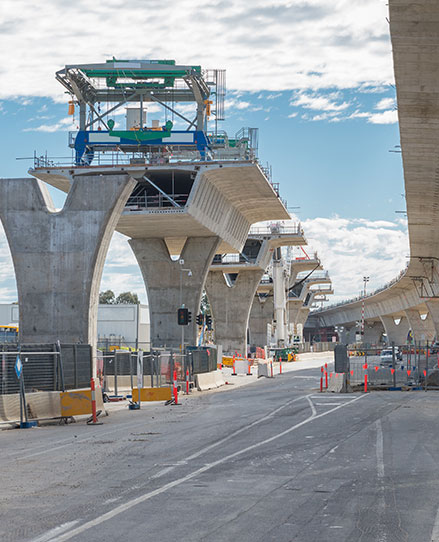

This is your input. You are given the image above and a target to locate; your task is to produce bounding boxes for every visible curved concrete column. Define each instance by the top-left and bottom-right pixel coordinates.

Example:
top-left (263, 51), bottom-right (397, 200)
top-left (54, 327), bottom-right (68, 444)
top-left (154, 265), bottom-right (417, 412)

top-left (0, 175), bottom-right (135, 347)
top-left (130, 236), bottom-right (220, 348)
top-left (205, 269), bottom-right (264, 356)
top-left (426, 300), bottom-right (439, 340)
top-left (249, 295), bottom-right (273, 348)
top-left (380, 315), bottom-right (410, 345)
top-left (404, 308), bottom-right (435, 343)
top-left (363, 321), bottom-right (385, 346)
top-left (288, 300), bottom-right (303, 326)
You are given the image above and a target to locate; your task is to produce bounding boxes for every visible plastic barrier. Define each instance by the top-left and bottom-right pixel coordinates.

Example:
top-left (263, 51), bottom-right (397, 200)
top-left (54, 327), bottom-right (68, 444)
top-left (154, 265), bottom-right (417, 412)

top-left (60, 384), bottom-right (104, 417)
top-left (131, 387), bottom-right (172, 402)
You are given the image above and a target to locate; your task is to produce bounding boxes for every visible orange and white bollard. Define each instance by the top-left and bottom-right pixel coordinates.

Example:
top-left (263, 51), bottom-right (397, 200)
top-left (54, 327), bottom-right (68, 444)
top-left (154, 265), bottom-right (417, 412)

top-left (364, 363), bottom-right (368, 393)
top-left (247, 359), bottom-right (252, 376)
top-left (320, 366), bottom-right (323, 392)
top-left (279, 357), bottom-right (282, 375)
top-left (173, 369), bottom-right (179, 405)
top-left (325, 363), bottom-right (328, 388)
top-left (185, 368), bottom-right (190, 395)
top-left (88, 378), bottom-right (103, 425)
top-left (270, 359), bottom-right (274, 378)
top-left (232, 354), bottom-right (237, 376)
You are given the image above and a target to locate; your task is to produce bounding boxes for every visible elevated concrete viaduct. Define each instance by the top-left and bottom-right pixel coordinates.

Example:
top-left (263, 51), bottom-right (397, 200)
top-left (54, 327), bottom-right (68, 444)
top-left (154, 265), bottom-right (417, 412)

top-left (32, 161), bottom-right (289, 348)
top-left (0, 174), bottom-right (135, 349)
top-left (206, 225), bottom-right (306, 355)
top-left (311, 1), bottom-right (439, 345)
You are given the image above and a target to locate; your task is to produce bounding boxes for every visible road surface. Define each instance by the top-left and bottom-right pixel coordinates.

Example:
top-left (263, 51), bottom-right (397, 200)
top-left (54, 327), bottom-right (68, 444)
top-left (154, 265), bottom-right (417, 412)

top-left (1, 360), bottom-right (439, 541)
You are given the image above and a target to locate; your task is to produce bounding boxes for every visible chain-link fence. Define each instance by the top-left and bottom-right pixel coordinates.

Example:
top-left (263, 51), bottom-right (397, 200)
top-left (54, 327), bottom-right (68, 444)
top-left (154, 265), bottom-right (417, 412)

top-left (0, 343), bottom-right (92, 395)
top-left (345, 342), bottom-right (439, 389)
top-left (102, 347), bottom-right (219, 395)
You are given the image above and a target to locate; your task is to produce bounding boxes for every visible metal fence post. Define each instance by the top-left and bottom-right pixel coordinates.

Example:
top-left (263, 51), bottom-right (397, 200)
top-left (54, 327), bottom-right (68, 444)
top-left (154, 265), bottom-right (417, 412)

top-left (392, 342), bottom-right (396, 388)
top-left (114, 352), bottom-right (118, 397)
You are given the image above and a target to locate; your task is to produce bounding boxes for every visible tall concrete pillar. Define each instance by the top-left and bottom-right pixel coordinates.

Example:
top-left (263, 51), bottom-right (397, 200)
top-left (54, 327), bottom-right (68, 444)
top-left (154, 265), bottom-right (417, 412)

top-left (288, 300), bottom-right (303, 326)
top-left (130, 236), bottom-right (220, 348)
top-left (0, 175), bottom-right (135, 347)
top-left (249, 295), bottom-right (273, 348)
top-left (380, 315), bottom-right (410, 345)
top-left (205, 269), bottom-right (264, 356)
top-left (363, 321), bottom-right (385, 346)
top-left (426, 300), bottom-right (439, 340)
top-left (404, 308), bottom-right (435, 343)
top-left (339, 326), bottom-right (356, 344)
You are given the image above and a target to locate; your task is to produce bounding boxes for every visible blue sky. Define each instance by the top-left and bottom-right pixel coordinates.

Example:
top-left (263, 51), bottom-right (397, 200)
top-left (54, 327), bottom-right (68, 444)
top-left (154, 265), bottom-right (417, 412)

top-left (0, 0), bottom-right (409, 305)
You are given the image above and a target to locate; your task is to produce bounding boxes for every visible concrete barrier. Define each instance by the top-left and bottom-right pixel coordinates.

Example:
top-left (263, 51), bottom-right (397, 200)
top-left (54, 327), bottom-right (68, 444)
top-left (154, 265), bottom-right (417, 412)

top-left (327, 373), bottom-right (349, 393)
top-left (258, 362), bottom-right (270, 378)
top-left (234, 359), bottom-right (248, 375)
top-left (196, 370), bottom-right (225, 391)
top-left (0, 391), bottom-right (62, 423)
top-left (214, 370), bottom-right (225, 387)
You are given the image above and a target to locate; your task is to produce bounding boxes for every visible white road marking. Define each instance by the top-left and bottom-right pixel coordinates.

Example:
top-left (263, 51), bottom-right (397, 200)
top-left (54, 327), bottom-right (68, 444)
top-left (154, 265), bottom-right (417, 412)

top-left (306, 395), bottom-right (317, 417)
top-left (315, 402), bottom-right (343, 406)
top-left (31, 521), bottom-right (79, 542)
top-left (376, 419), bottom-right (384, 479)
top-left (152, 394), bottom-right (309, 479)
top-left (34, 394), bottom-right (366, 542)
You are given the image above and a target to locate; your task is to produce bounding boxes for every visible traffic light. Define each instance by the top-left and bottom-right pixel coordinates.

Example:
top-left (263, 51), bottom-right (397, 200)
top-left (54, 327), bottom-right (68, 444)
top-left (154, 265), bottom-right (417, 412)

top-left (206, 315), bottom-right (212, 330)
top-left (177, 307), bottom-right (189, 326)
top-left (196, 313), bottom-right (204, 326)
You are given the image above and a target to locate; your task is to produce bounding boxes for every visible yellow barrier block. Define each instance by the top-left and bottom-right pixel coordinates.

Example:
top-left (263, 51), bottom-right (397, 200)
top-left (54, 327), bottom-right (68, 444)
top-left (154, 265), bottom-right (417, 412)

top-left (60, 389), bottom-right (94, 417)
top-left (222, 356), bottom-right (234, 367)
top-left (132, 388), bottom-right (172, 402)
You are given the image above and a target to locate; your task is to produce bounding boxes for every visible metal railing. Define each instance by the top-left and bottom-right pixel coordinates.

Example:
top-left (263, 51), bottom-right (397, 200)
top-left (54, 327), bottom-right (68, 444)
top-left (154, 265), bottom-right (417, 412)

top-left (125, 193), bottom-right (189, 210)
top-left (249, 222), bottom-right (303, 236)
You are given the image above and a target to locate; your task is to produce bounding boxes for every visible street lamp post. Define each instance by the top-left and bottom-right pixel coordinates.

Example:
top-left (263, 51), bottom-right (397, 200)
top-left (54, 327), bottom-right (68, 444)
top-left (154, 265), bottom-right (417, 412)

top-left (361, 276), bottom-right (370, 340)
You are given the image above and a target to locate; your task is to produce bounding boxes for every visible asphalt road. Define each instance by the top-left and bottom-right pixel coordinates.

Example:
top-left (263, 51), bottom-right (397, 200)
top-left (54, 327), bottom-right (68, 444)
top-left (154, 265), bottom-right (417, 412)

top-left (1, 361), bottom-right (439, 542)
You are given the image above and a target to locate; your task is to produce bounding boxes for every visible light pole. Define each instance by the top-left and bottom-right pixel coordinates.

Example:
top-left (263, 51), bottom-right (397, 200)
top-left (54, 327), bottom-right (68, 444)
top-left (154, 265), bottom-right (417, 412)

top-left (179, 259), bottom-right (192, 352)
top-left (361, 276), bottom-right (370, 340)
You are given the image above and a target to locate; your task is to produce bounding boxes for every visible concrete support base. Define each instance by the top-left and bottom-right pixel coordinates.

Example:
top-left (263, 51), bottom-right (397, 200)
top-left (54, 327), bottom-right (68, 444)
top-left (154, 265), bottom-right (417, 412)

top-left (380, 315), bottom-right (410, 345)
top-left (249, 295), bottom-right (274, 349)
top-left (130, 236), bottom-right (220, 348)
top-left (205, 269), bottom-right (264, 356)
top-left (0, 175), bottom-right (135, 348)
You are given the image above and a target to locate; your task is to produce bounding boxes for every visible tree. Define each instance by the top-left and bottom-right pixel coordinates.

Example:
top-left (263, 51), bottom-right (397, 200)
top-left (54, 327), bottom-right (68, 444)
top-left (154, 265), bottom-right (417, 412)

top-left (99, 290), bottom-right (115, 304)
top-left (115, 291), bottom-right (140, 305)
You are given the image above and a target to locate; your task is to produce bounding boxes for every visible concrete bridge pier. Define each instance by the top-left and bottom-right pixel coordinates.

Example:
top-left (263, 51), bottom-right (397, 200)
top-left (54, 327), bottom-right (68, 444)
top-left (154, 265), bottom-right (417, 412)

top-left (425, 301), bottom-right (439, 340)
top-left (205, 269), bottom-right (264, 356)
top-left (380, 315), bottom-right (411, 345)
top-left (404, 308), bottom-right (435, 343)
top-left (249, 295), bottom-right (274, 349)
top-left (363, 321), bottom-right (385, 346)
top-left (130, 236), bottom-right (220, 348)
top-left (0, 174), bottom-right (135, 349)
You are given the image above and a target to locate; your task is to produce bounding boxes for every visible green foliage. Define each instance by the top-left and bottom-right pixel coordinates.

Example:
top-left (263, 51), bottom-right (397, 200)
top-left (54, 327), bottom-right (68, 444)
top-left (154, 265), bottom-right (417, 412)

top-left (115, 291), bottom-right (140, 305)
top-left (99, 290), bottom-right (115, 304)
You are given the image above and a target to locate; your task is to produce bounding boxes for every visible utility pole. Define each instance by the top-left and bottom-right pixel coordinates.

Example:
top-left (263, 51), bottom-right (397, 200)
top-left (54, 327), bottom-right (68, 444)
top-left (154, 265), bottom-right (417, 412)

top-left (361, 276), bottom-right (370, 340)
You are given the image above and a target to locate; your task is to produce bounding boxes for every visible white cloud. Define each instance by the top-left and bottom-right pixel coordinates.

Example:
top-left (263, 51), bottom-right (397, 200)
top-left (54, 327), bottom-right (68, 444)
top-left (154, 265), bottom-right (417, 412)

top-left (367, 109), bottom-right (398, 124)
top-left (291, 92), bottom-right (350, 112)
top-left (0, 0), bottom-right (393, 100)
top-left (375, 97), bottom-right (395, 110)
top-left (23, 116), bottom-right (76, 132)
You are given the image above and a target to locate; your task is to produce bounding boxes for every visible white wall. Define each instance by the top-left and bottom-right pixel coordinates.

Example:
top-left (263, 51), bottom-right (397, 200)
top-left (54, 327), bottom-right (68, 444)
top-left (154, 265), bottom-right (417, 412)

top-left (0, 303), bottom-right (150, 347)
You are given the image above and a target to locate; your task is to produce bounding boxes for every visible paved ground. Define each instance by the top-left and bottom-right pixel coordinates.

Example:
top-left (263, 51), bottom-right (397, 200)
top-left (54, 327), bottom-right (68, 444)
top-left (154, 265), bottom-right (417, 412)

top-left (1, 357), bottom-right (439, 542)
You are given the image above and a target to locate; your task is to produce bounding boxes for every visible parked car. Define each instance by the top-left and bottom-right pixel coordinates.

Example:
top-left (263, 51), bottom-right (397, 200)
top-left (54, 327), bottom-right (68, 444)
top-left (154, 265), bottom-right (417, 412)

top-left (380, 347), bottom-right (402, 366)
